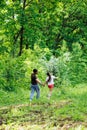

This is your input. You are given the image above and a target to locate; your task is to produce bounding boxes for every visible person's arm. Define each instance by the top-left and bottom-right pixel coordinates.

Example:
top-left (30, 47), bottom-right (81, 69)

top-left (43, 77), bottom-right (48, 86)
top-left (55, 77), bottom-right (58, 79)
top-left (36, 78), bottom-right (44, 86)
top-left (43, 81), bottom-right (47, 86)
top-left (53, 75), bottom-right (58, 80)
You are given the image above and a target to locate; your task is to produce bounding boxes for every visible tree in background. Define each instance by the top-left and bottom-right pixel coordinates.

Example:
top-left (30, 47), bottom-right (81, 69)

top-left (0, 0), bottom-right (87, 91)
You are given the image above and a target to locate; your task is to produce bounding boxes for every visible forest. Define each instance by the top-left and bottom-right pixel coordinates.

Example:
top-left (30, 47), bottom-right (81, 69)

top-left (0, 0), bottom-right (87, 129)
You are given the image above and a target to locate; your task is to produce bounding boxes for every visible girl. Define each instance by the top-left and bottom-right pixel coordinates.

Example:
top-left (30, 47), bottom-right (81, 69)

top-left (45, 72), bottom-right (57, 99)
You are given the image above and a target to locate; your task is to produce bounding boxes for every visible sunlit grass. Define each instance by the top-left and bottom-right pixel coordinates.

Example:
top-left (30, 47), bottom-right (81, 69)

top-left (0, 84), bottom-right (87, 129)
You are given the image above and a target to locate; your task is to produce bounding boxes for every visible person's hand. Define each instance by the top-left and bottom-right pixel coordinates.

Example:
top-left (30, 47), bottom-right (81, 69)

top-left (42, 83), bottom-right (45, 87)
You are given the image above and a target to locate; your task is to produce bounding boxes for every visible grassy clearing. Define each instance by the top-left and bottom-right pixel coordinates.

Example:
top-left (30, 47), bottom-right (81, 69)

top-left (0, 84), bottom-right (87, 129)
top-left (0, 88), bottom-right (29, 107)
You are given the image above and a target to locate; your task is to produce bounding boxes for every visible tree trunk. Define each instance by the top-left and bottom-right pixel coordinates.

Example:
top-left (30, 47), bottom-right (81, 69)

top-left (26, 43), bottom-right (29, 49)
top-left (18, 26), bottom-right (24, 56)
top-left (18, 0), bottom-right (26, 56)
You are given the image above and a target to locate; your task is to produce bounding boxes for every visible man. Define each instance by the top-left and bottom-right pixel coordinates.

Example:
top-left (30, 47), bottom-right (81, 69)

top-left (30, 69), bottom-right (43, 101)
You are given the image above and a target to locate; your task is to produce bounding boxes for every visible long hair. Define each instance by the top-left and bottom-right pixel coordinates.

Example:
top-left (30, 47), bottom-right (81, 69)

top-left (47, 72), bottom-right (51, 82)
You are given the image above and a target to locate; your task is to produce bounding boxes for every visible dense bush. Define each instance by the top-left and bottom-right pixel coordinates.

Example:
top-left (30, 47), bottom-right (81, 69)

top-left (0, 43), bottom-right (87, 91)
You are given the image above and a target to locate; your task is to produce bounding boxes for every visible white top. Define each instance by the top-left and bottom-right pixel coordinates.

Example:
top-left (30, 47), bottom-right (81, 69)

top-left (46, 75), bottom-right (55, 85)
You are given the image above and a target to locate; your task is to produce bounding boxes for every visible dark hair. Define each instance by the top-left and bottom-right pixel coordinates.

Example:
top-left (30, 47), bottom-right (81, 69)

top-left (33, 69), bottom-right (38, 73)
top-left (47, 72), bottom-right (51, 82)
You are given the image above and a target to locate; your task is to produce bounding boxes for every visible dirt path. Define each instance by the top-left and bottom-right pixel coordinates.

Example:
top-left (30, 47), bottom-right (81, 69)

top-left (0, 99), bottom-right (72, 110)
top-left (0, 100), bottom-right (87, 130)
top-left (0, 103), bottom-right (30, 110)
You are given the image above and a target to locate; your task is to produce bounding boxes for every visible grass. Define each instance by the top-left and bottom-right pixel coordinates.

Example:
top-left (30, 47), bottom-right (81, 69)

top-left (0, 83), bottom-right (87, 129)
top-left (0, 88), bottom-right (29, 107)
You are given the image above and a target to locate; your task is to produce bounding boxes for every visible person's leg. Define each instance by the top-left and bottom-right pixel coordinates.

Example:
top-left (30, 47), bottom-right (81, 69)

top-left (48, 85), bottom-right (54, 99)
top-left (35, 85), bottom-right (40, 99)
top-left (30, 85), bottom-right (35, 101)
top-left (47, 88), bottom-right (53, 99)
top-left (49, 88), bottom-right (53, 96)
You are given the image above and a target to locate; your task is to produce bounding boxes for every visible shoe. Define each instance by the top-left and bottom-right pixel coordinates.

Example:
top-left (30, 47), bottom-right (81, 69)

top-left (47, 94), bottom-right (51, 99)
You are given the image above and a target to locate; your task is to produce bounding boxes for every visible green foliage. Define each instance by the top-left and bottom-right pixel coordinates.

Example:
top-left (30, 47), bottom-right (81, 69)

top-left (0, 1), bottom-right (87, 129)
top-left (0, 0), bottom-right (87, 113)
top-left (68, 43), bottom-right (87, 85)
top-left (1, 0), bottom-right (87, 55)
top-left (0, 53), bottom-right (26, 91)
top-left (0, 42), bottom-right (87, 91)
